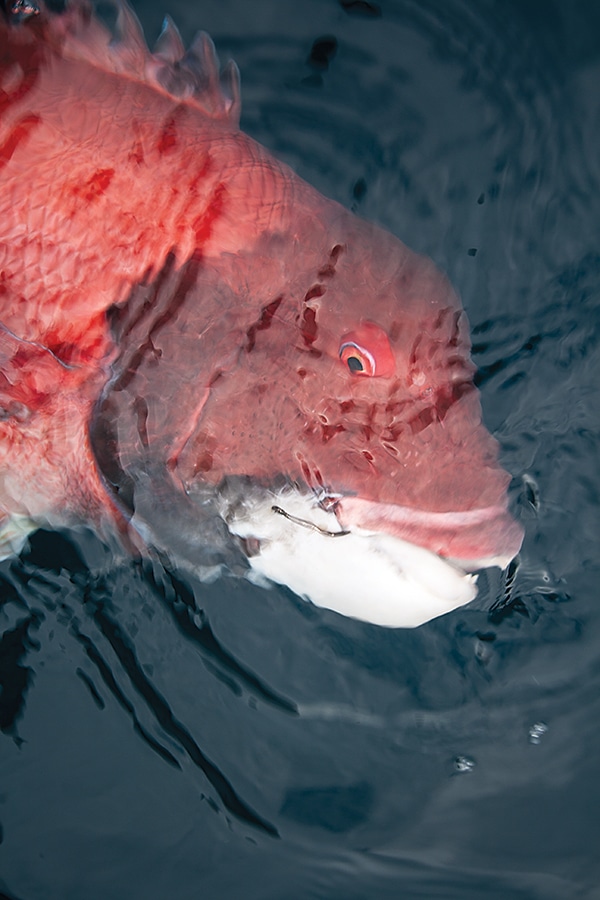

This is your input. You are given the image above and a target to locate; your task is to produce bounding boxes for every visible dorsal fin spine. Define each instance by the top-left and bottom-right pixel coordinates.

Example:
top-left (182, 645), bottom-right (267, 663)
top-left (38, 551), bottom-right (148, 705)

top-left (21, 0), bottom-right (242, 126)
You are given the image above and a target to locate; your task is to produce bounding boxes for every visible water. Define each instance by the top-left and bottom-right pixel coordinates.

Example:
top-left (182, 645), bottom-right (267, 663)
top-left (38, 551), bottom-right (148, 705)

top-left (1, 1), bottom-right (599, 897)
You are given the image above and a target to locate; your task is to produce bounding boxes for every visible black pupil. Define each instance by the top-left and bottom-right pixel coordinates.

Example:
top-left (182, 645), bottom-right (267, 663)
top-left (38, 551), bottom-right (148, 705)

top-left (347, 356), bottom-right (364, 372)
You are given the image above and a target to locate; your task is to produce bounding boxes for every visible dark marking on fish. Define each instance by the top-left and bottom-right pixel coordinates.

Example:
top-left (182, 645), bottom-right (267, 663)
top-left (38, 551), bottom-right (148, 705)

top-left (128, 136), bottom-right (145, 167)
top-left (295, 451), bottom-right (312, 486)
top-left (134, 395), bottom-right (149, 448)
top-left (72, 167), bottom-right (115, 202)
top-left (245, 296), bottom-right (283, 353)
top-left (192, 180), bottom-right (226, 245)
top-left (448, 310), bottom-right (462, 347)
top-left (156, 105), bottom-right (187, 155)
top-left (388, 320), bottom-right (402, 342)
top-left (320, 422), bottom-right (345, 442)
top-left (409, 405), bottom-right (436, 434)
top-left (0, 112), bottom-right (40, 168)
top-left (300, 306), bottom-right (318, 348)
top-left (195, 450), bottom-right (213, 473)
top-left (114, 251), bottom-right (203, 393)
top-left (317, 243), bottom-right (344, 279)
top-left (303, 284), bottom-right (326, 303)
top-left (432, 306), bottom-right (451, 332)
top-left (313, 465), bottom-right (324, 487)
top-left (408, 334), bottom-right (422, 369)
top-left (0, 45), bottom-right (41, 115)
top-left (433, 379), bottom-right (474, 419)
top-left (177, 430), bottom-right (218, 477)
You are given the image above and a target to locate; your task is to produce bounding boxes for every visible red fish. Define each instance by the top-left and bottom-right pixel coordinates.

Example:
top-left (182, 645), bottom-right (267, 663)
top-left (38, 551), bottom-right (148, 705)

top-left (0, 0), bottom-right (523, 626)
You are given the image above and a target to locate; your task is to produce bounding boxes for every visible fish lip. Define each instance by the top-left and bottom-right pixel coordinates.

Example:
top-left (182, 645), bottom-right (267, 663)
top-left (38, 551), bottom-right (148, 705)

top-left (335, 497), bottom-right (524, 571)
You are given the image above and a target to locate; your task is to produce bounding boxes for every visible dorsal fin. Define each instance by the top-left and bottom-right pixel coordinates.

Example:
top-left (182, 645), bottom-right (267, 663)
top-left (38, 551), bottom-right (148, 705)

top-left (6, 0), bottom-right (241, 126)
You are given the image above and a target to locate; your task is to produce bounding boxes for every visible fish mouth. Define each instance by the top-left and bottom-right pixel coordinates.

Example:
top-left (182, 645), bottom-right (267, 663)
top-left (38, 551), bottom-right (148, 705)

top-left (335, 497), bottom-right (524, 571)
top-left (219, 485), bottom-right (480, 628)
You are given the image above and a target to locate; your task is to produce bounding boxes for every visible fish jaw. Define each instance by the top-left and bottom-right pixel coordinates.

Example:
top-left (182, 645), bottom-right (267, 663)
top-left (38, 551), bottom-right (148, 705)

top-left (336, 496), bottom-right (524, 571)
top-left (220, 487), bottom-right (479, 628)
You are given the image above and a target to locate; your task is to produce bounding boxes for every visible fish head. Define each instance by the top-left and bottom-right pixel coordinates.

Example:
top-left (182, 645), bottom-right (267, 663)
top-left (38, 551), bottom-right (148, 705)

top-left (167, 205), bottom-right (523, 578)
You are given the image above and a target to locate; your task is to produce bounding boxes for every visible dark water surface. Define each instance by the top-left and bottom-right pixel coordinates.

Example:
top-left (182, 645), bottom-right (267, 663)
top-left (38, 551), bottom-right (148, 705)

top-left (2, 1), bottom-right (600, 897)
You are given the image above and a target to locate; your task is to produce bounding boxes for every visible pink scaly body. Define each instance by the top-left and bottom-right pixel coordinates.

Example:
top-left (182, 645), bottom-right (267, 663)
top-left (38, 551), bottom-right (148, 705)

top-left (0, 1), bottom-right (524, 626)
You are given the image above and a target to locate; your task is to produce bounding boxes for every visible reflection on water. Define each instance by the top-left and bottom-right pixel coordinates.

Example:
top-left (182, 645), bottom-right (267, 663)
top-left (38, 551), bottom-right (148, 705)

top-left (1, 1), bottom-right (599, 897)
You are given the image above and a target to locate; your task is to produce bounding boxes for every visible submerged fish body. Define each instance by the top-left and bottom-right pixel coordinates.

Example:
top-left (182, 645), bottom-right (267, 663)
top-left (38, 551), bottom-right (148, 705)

top-left (0, 1), bottom-right (523, 626)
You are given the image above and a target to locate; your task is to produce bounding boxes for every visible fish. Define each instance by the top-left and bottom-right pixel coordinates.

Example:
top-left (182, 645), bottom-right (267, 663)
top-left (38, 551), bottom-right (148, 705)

top-left (0, 0), bottom-right (524, 627)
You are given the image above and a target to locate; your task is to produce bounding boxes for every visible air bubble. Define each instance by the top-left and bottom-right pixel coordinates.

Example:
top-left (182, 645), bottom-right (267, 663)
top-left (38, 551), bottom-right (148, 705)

top-left (528, 721), bottom-right (548, 745)
top-left (454, 755), bottom-right (476, 774)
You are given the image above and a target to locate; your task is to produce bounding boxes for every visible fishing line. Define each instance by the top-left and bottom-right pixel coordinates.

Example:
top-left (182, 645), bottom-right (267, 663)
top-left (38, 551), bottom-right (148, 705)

top-left (271, 505), bottom-right (350, 538)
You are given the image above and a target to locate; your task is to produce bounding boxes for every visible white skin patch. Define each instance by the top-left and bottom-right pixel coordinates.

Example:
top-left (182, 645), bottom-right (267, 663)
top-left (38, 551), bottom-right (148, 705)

top-left (0, 512), bottom-right (36, 560)
top-left (221, 489), bottom-right (477, 628)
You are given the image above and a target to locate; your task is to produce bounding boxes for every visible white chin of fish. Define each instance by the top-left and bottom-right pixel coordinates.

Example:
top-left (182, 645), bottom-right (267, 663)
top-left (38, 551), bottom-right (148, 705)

top-left (221, 489), bottom-right (478, 628)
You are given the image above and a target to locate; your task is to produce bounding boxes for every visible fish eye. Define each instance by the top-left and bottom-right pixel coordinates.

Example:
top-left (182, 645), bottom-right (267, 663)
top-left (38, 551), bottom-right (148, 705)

top-left (338, 322), bottom-right (395, 377)
top-left (339, 342), bottom-right (376, 376)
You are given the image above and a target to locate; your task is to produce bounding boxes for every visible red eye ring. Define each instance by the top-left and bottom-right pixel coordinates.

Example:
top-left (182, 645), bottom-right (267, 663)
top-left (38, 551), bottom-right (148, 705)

top-left (338, 322), bottom-right (395, 377)
top-left (339, 341), bottom-right (376, 376)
